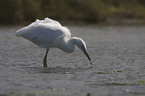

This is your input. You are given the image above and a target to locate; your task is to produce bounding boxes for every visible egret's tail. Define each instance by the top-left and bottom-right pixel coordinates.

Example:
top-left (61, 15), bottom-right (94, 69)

top-left (15, 27), bottom-right (28, 37)
top-left (15, 30), bottom-right (21, 37)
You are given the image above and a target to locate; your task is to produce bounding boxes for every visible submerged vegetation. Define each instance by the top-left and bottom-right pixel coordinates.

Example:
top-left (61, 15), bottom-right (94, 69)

top-left (0, 0), bottom-right (145, 24)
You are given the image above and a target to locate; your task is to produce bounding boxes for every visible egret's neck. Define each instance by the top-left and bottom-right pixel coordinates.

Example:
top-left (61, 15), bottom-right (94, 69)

top-left (60, 37), bottom-right (77, 53)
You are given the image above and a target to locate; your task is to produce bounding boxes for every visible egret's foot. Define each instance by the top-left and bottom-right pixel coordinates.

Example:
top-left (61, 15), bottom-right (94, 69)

top-left (88, 61), bottom-right (93, 68)
top-left (43, 59), bottom-right (47, 68)
top-left (43, 63), bottom-right (47, 68)
top-left (89, 65), bottom-right (93, 69)
top-left (90, 61), bottom-right (92, 65)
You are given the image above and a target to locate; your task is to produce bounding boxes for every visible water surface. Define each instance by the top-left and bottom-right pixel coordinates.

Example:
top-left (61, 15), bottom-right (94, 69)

top-left (0, 25), bottom-right (145, 96)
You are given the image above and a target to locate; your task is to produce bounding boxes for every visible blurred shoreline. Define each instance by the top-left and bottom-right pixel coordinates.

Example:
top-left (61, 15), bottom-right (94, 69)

top-left (1, 0), bottom-right (145, 25)
top-left (0, 18), bottom-right (145, 27)
top-left (61, 18), bottom-right (145, 26)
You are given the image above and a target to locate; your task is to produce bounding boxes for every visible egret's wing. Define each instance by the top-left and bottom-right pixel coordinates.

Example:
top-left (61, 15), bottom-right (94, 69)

top-left (35, 17), bottom-right (61, 27)
top-left (44, 17), bottom-right (61, 26)
top-left (16, 25), bottom-right (64, 47)
top-left (40, 17), bottom-right (71, 38)
top-left (16, 17), bottom-right (62, 36)
top-left (16, 17), bottom-right (71, 47)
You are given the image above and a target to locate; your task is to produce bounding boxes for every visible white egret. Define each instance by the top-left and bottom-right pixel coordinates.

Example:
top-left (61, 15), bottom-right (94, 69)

top-left (16, 17), bottom-right (92, 68)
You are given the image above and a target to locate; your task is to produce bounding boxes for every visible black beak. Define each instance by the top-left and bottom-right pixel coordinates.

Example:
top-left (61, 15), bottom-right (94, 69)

top-left (82, 46), bottom-right (92, 65)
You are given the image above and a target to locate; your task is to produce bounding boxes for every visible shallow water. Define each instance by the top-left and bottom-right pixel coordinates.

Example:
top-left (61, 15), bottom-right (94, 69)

top-left (0, 25), bottom-right (145, 96)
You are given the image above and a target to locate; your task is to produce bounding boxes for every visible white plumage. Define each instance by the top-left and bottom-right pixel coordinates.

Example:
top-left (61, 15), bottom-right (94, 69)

top-left (16, 17), bottom-right (71, 48)
top-left (16, 17), bottom-right (91, 67)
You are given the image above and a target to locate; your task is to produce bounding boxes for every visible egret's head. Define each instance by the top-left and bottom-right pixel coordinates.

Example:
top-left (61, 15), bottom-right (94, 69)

top-left (73, 37), bottom-right (92, 65)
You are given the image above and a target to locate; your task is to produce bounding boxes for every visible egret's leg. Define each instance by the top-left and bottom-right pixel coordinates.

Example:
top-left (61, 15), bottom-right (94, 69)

top-left (43, 48), bottom-right (49, 68)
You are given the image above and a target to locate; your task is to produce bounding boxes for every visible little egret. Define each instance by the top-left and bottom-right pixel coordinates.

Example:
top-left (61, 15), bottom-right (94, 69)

top-left (16, 17), bottom-right (92, 68)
